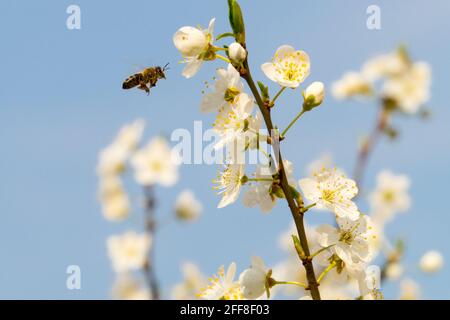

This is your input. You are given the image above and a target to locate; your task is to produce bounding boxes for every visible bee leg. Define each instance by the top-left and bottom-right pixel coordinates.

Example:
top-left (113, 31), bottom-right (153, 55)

top-left (138, 84), bottom-right (150, 95)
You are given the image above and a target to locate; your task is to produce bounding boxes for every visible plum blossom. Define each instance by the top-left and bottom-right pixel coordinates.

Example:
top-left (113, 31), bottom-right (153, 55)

top-left (239, 257), bottom-right (269, 299)
top-left (382, 62), bottom-right (431, 114)
top-left (262, 45), bottom-right (310, 88)
top-left (213, 92), bottom-right (255, 150)
top-left (171, 262), bottom-right (207, 300)
top-left (173, 18), bottom-right (216, 78)
top-left (213, 164), bottom-right (246, 208)
top-left (419, 250), bottom-right (444, 273)
top-left (198, 263), bottom-right (244, 300)
top-left (362, 50), bottom-right (409, 81)
top-left (98, 175), bottom-right (131, 222)
top-left (242, 160), bottom-right (296, 214)
top-left (97, 119), bottom-right (145, 176)
top-left (369, 170), bottom-right (411, 221)
top-left (200, 64), bottom-right (244, 113)
top-left (107, 231), bottom-right (152, 273)
top-left (299, 168), bottom-right (360, 220)
top-left (228, 42), bottom-right (247, 64)
top-left (331, 71), bottom-right (373, 100)
top-left (111, 274), bottom-right (151, 300)
top-left (316, 215), bottom-right (376, 268)
top-left (174, 189), bottom-right (202, 222)
top-left (131, 136), bottom-right (179, 187)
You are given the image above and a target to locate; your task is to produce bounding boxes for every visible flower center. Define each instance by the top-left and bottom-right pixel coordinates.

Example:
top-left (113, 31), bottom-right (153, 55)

top-left (150, 161), bottom-right (163, 172)
top-left (273, 52), bottom-right (308, 82)
top-left (340, 231), bottom-right (354, 244)
top-left (221, 286), bottom-right (244, 300)
top-left (224, 87), bottom-right (240, 103)
top-left (382, 190), bottom-right (396, 203)
top-left (321, 189), bottom-right (336, 202)
top-left (213, 166), bottom-right (242, 195)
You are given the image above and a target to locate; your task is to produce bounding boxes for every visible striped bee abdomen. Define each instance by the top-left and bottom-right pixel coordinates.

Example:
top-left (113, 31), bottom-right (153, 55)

top-left (122, 73), bottom-right (143, 89)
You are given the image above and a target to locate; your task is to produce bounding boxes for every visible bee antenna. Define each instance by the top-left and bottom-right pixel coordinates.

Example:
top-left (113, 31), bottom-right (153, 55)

top-left (163, 62), bottom-right (170, 71)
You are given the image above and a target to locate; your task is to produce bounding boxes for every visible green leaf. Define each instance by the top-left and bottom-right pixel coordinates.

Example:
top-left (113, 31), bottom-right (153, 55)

top-left (227, 0), bottom-right (246, 45)
top-left (257, 81), bottom-right (269, 102)
top-left (289, 185), bottom-right (300, 201)
top-left (291, 235), bottom-right (306, 259)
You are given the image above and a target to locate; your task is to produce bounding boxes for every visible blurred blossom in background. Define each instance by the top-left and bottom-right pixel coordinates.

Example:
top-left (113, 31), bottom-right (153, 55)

top-left (1, 0), bottom-right (450, 299)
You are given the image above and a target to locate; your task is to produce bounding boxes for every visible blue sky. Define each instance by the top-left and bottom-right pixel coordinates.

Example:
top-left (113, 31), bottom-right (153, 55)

top-left (1, 0), bottom-right (450, 299)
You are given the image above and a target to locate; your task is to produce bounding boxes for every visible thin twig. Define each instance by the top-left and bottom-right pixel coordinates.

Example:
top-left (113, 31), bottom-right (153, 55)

top-left (143, 186), bottom-right (160, 300)
top-left (353, 107), bottom-right (390, 189)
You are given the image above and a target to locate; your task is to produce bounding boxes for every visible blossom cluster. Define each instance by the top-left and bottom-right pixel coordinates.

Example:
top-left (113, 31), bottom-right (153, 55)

top-left (97, 120), bottom-right (202, 299)
top-left (95, 0), bottom-right (443, 301)
top-left (168, 0), bottom-right (443, 300)
top-left (332, 47), bottom-right (431, 115)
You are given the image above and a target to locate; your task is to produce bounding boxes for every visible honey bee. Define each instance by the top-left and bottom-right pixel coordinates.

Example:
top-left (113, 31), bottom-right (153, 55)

top-left (122, 63), bottom-right (169, 95)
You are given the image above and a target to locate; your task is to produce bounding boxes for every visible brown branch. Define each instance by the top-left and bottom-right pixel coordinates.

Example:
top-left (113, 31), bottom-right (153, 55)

top-left (353, 107), bottom-right (390, 189)
top-left (241, 60), bottom-right (321, 300)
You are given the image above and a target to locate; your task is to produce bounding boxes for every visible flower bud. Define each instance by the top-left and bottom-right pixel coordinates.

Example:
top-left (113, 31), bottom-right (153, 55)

top-left (173, 26), bottom-right (208, 57)
top-left (228, 42), bottom-right (247, 64)
top-left (303, 81), bottom-right (325, 111)
top-left (228, 0), bottom-right (246, 45)
top-left (174, 190), bottom-right (202, 222)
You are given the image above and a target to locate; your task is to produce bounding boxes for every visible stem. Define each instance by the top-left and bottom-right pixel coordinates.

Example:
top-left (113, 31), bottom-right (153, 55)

top-left (317, 261), bottom-right (337, 284)
top-left (216, 54), bottom-right (231, 63)
top-left (241, 59), bottom-right (321, 300)
top-left (310, 244), bottom-right (335, 260)
top-left (273, 280), bottom-right (307, 288)
top-left (281, 110), bottom-right (306, 138)
top-left (270, 86), bottom-right (286, 106)
top-left (143, 186), bottom-right (160, 300)
top-left (301, 202), bottom-right (316, 214)
top-left (246, 178), bottom-right (274, 182)
top-left (353, 107), bottom-right (389, 189)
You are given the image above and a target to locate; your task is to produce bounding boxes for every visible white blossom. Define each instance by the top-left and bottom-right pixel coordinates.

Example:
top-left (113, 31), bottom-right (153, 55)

top-left (243, 160), bottom-right (296, 214)
top-left (239, 257), bottom-right (269, 299)
top-left (419, 250), bottom-right (444, 273)
top-left (382, 62), bottom-right (431, 114)
top-left (304, 81), bottom-right (325, 106)
top-left (131, 136), bottom-right (179, 187)
top-left (331, 72), bottom-right (373, 100)
top-left (362, 51), bottom-right (409, 81)
top-left (198, 263), bottom-right (243, 300)
top-left (112, 274), bottom-right (151, 300)
top-left (213, 93), bottom-right (255, 150)
top-left (316, 215), bottom-right (376, 268)
top-left (173, 18), bottom-right (216, 78)
top-left (171, 262), bottom-right (207, 300)
top-left (356, 265), bottom-right (383, 300)
top-left (99, 176), bottom-right (130, 222)
top-left (213, 164), bottom-right (245, 208)
top-left (299, 168), bottom-right (359, 220)
top-left (114, 119), bottom-right (145, 151)
top-left (369, 170), bottom-right (411, 222)
top-left (399, 278), bottom-right (421, 300)
top-left (384, 262), bottom-right (404, 281)
top-left (201, 64), bottom-right (244, 113)
top-left (261, 45), bottom-right (310, 88)
top-left (174, 190), bottom-right (202, 222)
top-left (107, 231), bottom-right (152, 273)
top-left (228, 42), bottom-right (247, 64)
top-left (96, 119), bottom-right (145, 176)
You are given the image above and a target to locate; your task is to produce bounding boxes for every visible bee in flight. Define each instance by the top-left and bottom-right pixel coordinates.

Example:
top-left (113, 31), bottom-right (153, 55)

top-left (122, 63), bottom-right (169, 95)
